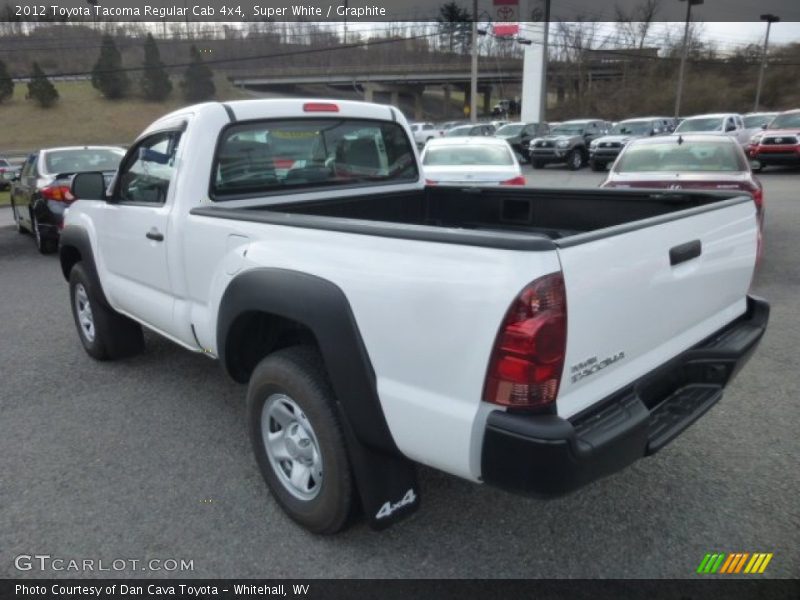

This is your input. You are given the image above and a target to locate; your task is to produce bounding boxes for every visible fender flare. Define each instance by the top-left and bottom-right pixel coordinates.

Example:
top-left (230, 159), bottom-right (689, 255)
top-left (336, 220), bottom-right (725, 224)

top-left (59, 226), bottom-right (112, 308)
top-left (218, 268), bottom-right (419, 528)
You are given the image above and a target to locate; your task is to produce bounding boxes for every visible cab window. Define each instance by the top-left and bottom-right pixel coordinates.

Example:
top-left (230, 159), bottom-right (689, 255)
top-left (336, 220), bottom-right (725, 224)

top-left (212, 118), bottom-right (417, 199)
top-left (117, 131), bottom-right (182, 204)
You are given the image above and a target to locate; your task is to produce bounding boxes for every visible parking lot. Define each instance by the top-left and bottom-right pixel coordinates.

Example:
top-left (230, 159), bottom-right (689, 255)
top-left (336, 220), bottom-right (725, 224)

top-left (0, 168), bottom-right (798, 579)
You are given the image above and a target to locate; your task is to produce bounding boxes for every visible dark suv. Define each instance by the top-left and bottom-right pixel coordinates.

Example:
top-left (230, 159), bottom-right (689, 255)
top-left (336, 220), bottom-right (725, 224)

top-left (529, 119), bottom-right (608, 170)
top-left (588, 117), bottom-right (672, 171)
top-left (494, 122), bottom-right (550, 163)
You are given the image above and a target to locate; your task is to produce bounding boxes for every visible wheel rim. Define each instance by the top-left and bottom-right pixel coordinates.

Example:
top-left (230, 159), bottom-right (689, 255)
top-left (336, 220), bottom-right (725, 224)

top-left (74, 283), bottom-right (95, 343)
top-left (261, 393), bottom-right (323, 501)
top-left (572, 153), bottom-right (581, 168)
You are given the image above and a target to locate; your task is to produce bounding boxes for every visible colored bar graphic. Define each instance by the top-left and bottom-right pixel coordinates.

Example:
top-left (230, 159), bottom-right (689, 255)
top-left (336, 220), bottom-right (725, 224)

top-left (701, 552), bottom-right (773, 574)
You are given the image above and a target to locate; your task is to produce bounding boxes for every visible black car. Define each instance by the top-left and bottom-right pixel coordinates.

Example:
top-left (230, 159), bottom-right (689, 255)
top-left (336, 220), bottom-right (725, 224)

top-left (494, 122), bottom-right (550, 163)
top-left (10, 146), bottom-right (124, 253)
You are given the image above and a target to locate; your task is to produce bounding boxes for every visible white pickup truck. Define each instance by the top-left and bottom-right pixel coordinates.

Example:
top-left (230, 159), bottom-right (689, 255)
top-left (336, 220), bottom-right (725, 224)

top-left (60, 99), bottom-right (769, 534)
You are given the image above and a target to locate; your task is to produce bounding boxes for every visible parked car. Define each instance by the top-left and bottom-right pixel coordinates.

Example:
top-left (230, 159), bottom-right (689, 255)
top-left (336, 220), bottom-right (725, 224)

top-left (438, 120), bottom-right (467, 132)
top-left (742, 112), bottom-right (778, 133)
top-left (529, 119), bottom-right (607, 170)
top-left (445, 123), bottom-right (496, 137)
top-left (10, 146), bottom-right (125, 253)
top-left (421, 136), bottom-right (525, 186)
top-left (0, 158), bottom-right (21, 191)
top-left (747, 109), bottom-right (800, 172)
top-left (62, 99), bottom-right (767, 534)
top-left (408, 122), bottom-right (443, 148)
top-left (601, 134), bottom-right (764, 254)
top-left (494, 121), bottom-right (550, 163)
top-left (588, 116), bottom-right (672, 171)
top-left (674, 113), bottom-right (751, 146)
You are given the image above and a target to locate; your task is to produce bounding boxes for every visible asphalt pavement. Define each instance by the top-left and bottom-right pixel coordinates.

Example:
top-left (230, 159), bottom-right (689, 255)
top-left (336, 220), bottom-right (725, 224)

top-left (0, 169), bottom-right (798, 579)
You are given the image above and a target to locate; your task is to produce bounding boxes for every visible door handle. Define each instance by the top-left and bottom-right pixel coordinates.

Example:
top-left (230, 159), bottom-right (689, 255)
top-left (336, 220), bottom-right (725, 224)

top-left (146, 228), bottom-right (164, 242)
top-left (670, 240), bottom-right (702, 266)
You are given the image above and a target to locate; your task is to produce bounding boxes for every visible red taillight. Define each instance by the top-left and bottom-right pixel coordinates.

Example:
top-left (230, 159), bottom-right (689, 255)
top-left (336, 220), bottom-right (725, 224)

top-left (500, 175), bottom-right (526, 186)
top-left (303, 102), bottom-right (339, 113)
top-left (40, 185), bottom-right (74, 203)
top-left (483, 273), bottom-right (567, 412)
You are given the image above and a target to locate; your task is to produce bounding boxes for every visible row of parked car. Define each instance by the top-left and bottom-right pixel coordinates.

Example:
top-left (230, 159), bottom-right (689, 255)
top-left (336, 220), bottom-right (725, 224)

top-left (411, 109), bottom-right (800, 174)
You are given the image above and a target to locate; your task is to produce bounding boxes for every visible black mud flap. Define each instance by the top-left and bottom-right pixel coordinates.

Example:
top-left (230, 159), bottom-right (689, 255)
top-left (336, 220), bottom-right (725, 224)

top-left (337, 407), bottom-right (420, 530)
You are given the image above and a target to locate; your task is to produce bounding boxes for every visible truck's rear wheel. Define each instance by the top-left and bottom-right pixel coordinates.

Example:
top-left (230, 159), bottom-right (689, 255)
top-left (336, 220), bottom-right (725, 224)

top-left (69, 263), bottom-right (144, 360)
top-left (247, 346), bottom-right (356, 534)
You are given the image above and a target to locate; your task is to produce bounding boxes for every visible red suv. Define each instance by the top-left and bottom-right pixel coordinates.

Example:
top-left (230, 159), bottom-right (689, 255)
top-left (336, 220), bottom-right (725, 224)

top-left (748, 109), bottom-right (800, 172)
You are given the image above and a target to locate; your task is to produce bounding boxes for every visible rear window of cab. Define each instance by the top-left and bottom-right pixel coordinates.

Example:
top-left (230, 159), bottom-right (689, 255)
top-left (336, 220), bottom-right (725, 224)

top-left (211, 118), bottom-right (418, 199)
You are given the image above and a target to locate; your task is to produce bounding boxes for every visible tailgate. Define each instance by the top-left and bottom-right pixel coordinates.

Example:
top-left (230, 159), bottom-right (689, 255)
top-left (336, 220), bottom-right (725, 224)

top-left (554, 196), bottom-right (758, 418)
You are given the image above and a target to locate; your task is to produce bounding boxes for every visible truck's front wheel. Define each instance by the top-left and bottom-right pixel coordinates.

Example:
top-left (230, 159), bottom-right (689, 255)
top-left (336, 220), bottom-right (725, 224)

top-left (68, 263), bottom-right (144, 360)
top-left (247, 346), bottom-right (356, 534)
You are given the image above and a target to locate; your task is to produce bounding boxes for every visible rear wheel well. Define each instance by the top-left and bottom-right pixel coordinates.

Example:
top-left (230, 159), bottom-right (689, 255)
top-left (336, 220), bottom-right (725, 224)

top-left (225, 312), bottom-right (319, 383)
top-left (60, 245), bottom-right (82, 281)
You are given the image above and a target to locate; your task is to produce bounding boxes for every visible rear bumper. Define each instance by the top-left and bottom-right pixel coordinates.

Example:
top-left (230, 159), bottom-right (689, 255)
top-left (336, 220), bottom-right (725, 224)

top-left (481, 295), bottom-right (769, 496)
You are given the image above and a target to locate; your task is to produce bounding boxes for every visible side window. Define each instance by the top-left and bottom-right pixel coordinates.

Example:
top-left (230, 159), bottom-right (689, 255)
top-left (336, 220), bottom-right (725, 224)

top-left (117, 131), bottom-right (181, 204)
top-left (423, 124), bottom-right (433, 131)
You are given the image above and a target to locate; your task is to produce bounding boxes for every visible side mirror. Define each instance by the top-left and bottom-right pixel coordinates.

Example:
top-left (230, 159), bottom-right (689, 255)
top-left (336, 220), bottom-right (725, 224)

top-left (71, 172), bottom-right (107, 201)
top-left (725, 123), bottom-right (736, 132)
top-left (761, 123), bottom-right (768, 130)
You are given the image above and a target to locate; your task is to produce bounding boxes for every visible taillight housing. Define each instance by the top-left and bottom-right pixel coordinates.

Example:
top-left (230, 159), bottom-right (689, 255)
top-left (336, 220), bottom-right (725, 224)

top-left (483, 273), bottom-right (567, 412)
top-left (40, 185), bottom-right (75, 203)
top-left (425, 178), bottom-right (438, 186)
top-left (500, 175), bottom-right (526, 186)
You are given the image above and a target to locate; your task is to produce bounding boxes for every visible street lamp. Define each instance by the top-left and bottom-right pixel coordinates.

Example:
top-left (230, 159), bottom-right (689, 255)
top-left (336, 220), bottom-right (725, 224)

top-left (674, 0), bottom-right (703, 119)
top-left (754, 13), bottom-right (780, 112)
top-left (470, 0), bottom-right (479, 123)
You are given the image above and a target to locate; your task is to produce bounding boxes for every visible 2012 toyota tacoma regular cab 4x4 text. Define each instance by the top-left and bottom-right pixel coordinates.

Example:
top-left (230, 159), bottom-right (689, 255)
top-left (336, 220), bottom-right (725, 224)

top-left (59, 99), bottom-right (769, 534)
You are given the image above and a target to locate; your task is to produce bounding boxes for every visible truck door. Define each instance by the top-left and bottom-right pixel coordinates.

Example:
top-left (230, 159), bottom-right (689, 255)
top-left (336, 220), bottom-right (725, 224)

top-left (96, 129), bottom-right (182, 336)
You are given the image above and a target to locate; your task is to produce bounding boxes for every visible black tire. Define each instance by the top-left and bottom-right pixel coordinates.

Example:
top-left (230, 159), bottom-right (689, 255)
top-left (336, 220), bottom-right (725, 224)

top-left (590, 159), bottom-right (606, 172)
top-left (32, 212), bottom-right (57, 254)
top-left (68, 263), bottom-right (145, 361)
top-left (531, 160), bottom-right (544, 169)
top-left (567, 149), bottom-right (584, 170)
top-left (247, 346), bottom-right (356, 534)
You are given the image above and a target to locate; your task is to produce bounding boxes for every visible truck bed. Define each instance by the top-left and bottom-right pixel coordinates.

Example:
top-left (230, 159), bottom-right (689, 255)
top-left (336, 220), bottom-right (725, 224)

top-left (192, 187), bottom-right (751, 249)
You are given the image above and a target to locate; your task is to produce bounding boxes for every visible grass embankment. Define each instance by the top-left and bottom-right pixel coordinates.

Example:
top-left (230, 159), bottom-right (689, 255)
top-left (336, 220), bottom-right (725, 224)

top-left (0, 191), bottom-right (9, 206)
top-left (0, 77), bottom-right (250, 152)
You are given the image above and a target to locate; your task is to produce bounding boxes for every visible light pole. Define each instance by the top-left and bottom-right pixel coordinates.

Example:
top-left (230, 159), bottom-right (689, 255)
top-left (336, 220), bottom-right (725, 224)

top-left (754, 13), bottom-right (780, 112)
top-left (674, 0), bottom-right (703, 119)
top-left (539, 0), bottom-right (551, 123)
top-left (470, 0), bottom-right (479, 122)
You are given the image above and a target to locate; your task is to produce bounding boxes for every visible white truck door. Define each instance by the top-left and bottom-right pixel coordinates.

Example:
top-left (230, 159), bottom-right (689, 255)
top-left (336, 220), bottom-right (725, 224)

top-left (96, 130), bottom-right (182, 336)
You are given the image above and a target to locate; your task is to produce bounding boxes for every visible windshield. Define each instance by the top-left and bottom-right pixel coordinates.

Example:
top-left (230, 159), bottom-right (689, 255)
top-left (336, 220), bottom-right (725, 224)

top-left (213, 118), bottom-right (417, 198)
top-left (423, 144), bottom-right (513, 166)
top-left (551, 124), bottom-right (586, 136)
top-left (496, 124), bottom-right (525, 136)
top-left (610, 121), bottom-right (652, 136)
top-left (44, 148), bottom-right (123, 174)
top-left (743, 114), bottom-right (775, 128)
top-left (675, 118), bottom-right (724, 133)
top-left (615, 141), bottom-right (746, 173)
top-left (768, 113), bottom-right (800, 129)
top-left (445, 126), bottom-right (474, 137)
